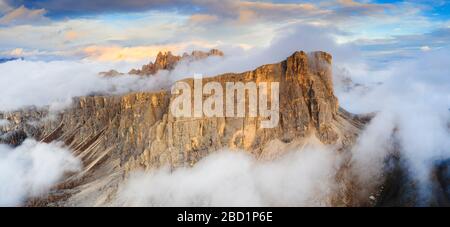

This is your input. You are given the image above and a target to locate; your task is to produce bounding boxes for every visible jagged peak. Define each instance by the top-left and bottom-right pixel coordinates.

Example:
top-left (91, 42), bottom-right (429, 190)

top-left (128, 48), bottom-right (224, 76)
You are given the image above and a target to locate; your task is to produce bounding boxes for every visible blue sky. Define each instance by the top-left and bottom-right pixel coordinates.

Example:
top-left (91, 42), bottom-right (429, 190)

top-left (0, 0), bottom-right (449, 63)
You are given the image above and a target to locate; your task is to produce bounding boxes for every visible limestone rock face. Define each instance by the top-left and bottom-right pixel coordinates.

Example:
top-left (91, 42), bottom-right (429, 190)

top-left (129, 49), bottom-right (224, 75)
top-left (1, 51), bottom-right (365, 206)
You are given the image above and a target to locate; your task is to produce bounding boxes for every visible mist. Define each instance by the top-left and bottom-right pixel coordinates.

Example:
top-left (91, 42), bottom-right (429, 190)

top-left (0, 139), bottom-right (81, 206)
top-left (0, 59), bottom-right (169, 111)
top-left (116, 140), bottom-right (341, 207)
top-left (0, 119), bottom-right (9, 127)
top-left (337, 48), bottom-right (450, 204)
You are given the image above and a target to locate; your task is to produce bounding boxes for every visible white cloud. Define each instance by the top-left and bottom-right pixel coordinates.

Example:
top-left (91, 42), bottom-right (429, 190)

top-left (0, 58), bottom-right (171, 111)
top-left (421, 45), bottom-right (431, 52)
top-left (0, 139), bottom-right (81, 206)
top-left (0, 0), bottom-right (442, 61)
top-left (336, 48), bottom-right (450, 204)
top-left (116, 142), bottom-right (339, 206)
top-left (0, 119), bottom-right (9, 127)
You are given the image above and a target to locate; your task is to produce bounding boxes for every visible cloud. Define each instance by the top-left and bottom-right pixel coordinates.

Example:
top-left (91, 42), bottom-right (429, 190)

top-left (18, 0), bottom-right (387, 23)
top-left (0, 58), bottom-right (165, 111)
top-left (0, 0), bottom-right (12, 14)
top-left (111, 25), bottom-right (450, 206)
top-left (0, 139), bottom-right (81, 206)
top-left (0, 5), bottom-right (48, 25)
top-left (18, 0), bottom-right (188, 15)
top-left (420, 46), bottom-right (431, 52)
top-left (19, 0), bottom-right (322, 18)
top-left (8, 48), bottom-right (24, 56)
top-left (188, 14), bottom-right (218, 25)
top-left (0, 0), bottom-right (442, 62)
top-left (116, 142), bottom-right (340, 206)
top-left (336, 48), bottom-right (450, 204)
top-left (82, 45), bottom-right (175, 62)
top-left (63, 30), bottom-right (80, 41)
top-left (0, 119), bottom-right (9, 127)
top-left (336, 0), bottom-right (387, 13)
top-left (353, 27), bottom-right (450, 63)
top-left (81, 43), bottom-right (211, 62)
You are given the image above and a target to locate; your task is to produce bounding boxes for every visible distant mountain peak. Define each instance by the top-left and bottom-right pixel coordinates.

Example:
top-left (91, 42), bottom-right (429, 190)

top-left (128, 48), bottom-right (224, 75)
top-left (0, 57), bottom-right (24, 64)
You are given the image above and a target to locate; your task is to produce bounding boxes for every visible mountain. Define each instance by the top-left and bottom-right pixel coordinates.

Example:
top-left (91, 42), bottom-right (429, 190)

top-left (98, 69), bottom-right (124, 77)
top-left (1, 51), bottom-right (368, 206)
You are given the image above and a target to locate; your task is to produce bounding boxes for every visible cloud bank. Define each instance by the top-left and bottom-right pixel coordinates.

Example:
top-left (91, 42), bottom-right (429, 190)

top-left (0, 139), bottom-right (81, 206)
top-left (116, 142), bottom-right (340, 206)
top-left (338, 48), bottom-right (450, 204)
top-left (0, 59), bottom-right (169, 111)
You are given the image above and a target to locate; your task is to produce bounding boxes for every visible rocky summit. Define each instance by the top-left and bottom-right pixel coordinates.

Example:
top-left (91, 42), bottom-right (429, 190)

top-left (128, 49), bottom-right (224, 76)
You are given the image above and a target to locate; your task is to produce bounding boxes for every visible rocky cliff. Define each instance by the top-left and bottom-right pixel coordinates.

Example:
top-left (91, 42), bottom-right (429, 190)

top-left (1, 51), bottom-right (366, 206)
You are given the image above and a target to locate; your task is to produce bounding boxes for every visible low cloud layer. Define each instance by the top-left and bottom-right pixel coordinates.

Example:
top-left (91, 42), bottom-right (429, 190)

top-left (0, 59), bottom-right (169, 111)
top-left (0, 119), bottom-right (9, 127)
top-left (0, 139), bottom-right (81, 206)
top-left (116, 142), bottom-right (340, 206)
top-left (338, 48), bottom-right (450, 204)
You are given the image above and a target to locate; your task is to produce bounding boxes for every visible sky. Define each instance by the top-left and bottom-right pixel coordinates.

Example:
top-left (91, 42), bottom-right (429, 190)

top-left (0, 0), bottom-right (449, 63)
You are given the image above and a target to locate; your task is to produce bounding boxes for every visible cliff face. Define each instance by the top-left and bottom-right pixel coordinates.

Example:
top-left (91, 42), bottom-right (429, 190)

top-left (1, 51), bottom-right (365, 206)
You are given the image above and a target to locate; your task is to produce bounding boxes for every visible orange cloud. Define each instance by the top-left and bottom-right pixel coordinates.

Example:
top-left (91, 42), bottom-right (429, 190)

top-left (337, 0), bottom-right (387, 12)
top-left (9, 48), bottom-right (24, 56)
top-left (82, 45), bottom-right (177, 61)
top-left (82, 41), bottom-right (218, 61)
top-left (188, 14), bottom-right (219, 24)
top-left (0, 5), bottom-right (48, 25)
top-left (64, 31), bottom-right (80, 41)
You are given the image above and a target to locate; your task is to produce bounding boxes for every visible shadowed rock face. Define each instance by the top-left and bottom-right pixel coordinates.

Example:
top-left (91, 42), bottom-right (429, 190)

top-left (1, 51), bottom-right (365, 206)
top-left (128, 49), bottom-right (224, 75)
